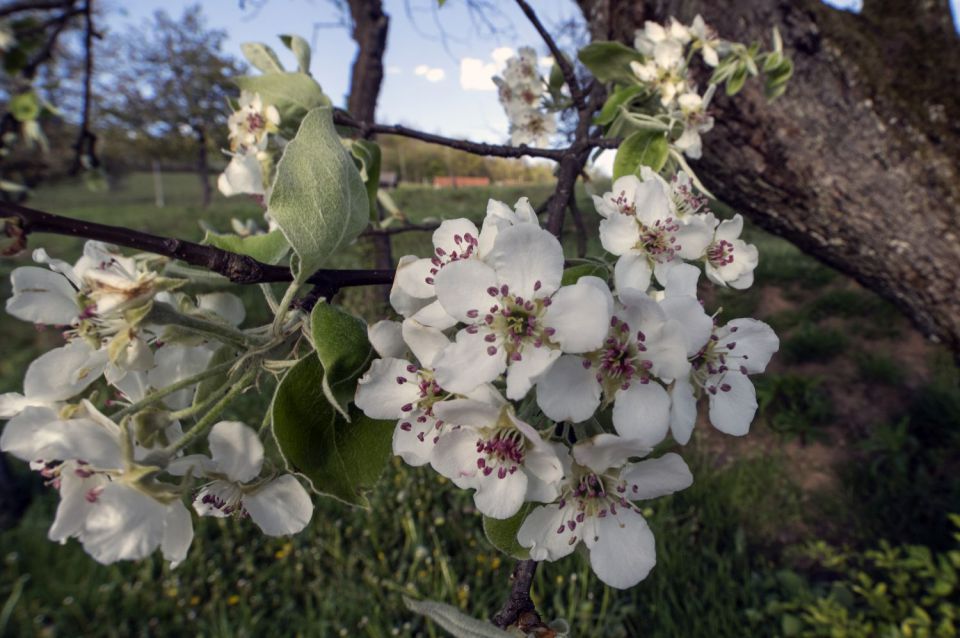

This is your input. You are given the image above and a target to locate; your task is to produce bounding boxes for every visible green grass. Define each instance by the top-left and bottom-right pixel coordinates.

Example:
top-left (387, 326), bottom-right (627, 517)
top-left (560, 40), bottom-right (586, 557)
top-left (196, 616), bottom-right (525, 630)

top-left (781, 323), bottom-right (848, 364)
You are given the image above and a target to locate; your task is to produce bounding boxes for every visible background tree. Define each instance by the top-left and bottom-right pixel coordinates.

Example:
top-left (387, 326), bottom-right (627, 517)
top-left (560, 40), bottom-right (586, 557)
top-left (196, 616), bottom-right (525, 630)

top-left (98, 5), bottom-right (245, 207)
top-left (577, 0), bottom-right (960, 355)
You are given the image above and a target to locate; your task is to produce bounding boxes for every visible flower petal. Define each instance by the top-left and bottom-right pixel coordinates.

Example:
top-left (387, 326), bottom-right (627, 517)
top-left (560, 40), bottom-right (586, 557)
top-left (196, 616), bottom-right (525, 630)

top-left (517, 503), bottom-right (578, 562)
top-left (572, 433), bottom-right (650, 473)
top-left (708, 372), bottom-right (757, 436)
top-left (718, 319), bottom-right (778, 374)
top-left (505, 344), bottom-right (560, 400)
top-left (160, 500), bottom-right (194, 567)
top-left (6, 266), bottom-right (78, 325)
top-left (612, 382), bottom-right (671, 447)
top-left (486, 225), bottom-right (564, 299)
top-left (669, 377), bottom-right (697, 445)
top-left (355, 358), bottom-right (422, 420)
top-left (208, 421), bottom-right (264, 483)
top-left (536, 356), bottom-right (601, 423)
top-left (599, 213), bottom-right (640, 256)
top-left (243, 475), bottom-right (314, 536)
top-left (368, 320), bottom-right (405, 359)
top-left (81, 483), bottom-right (167, 564)
top-left (543, 279), bottom-right (613, 353)
top-left (620, 452), bottom-right (693, 499)
top-left (473, 467), bottom-right (528, 519)
top-left (24, 341), bottom-right (107, 402)
top-left (401, 318), bottom-right (449, 368)
top-left (433, 259), bottom-right (498, 323)
top-left (614, 253), bottom-right (652, 293)
top-left (433, 328), bottom-right (506, 395)
top-left (585, 507), bottom-right (656, 589)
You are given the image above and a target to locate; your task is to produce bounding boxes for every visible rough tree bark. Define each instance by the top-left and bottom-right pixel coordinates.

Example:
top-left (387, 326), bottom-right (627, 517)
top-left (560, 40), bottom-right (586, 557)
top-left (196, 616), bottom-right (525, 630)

top-left (578, 0), bottom-right (960, 354)
top-left (346, 0), bottom-right (389, 125)
top-left (346, 0), bottom-right (393, 300)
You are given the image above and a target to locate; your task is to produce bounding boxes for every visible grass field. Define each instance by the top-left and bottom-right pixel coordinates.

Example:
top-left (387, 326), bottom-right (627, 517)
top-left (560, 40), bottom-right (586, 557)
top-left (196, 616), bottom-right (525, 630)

top-left (0, 172), bottom-right (958, 637)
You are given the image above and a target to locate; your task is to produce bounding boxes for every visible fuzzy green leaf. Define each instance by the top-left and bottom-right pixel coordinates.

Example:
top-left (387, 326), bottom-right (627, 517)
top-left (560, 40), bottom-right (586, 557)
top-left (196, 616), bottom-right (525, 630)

top-left (271, 354), bottom-right (393, 507)
top-left (403, 597), bottom-right (512, 638)
top-left (613, 130), bottom-right (669, 179)
top-left (202, 228), bottom-right (290, 265)
top-left (578, 41), bottom-right (644, 84)
top-left (279, 34), bottom-right (311, 74)
top-left (350, 139), bottom-right (382, 222)
top-left (310, 301), bottom-right (375, 420)
top-left (233, 72), bottom-right (330, 131)
top-left (595, 84), bottom-right (645, 126)
top-left (482, 503), bottom-right (533, 560)
top-left (267, 107), bottom-right (370, 283)
top-left (240, 42), bottom-right (285, 74)
top-left (560, 263), bottom-right (609, 286)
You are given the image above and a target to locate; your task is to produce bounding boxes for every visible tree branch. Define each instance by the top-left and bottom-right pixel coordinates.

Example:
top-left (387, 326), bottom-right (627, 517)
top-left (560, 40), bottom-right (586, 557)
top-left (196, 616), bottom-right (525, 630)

top-left (0, 201), bottom-right (394, 290)
top-left (0, 0), bottom-right (74, 18)
top-left (70, 0), bottom-right (98, 175)
top-left (515, 0), bottom-right (587, 110)
top-left (360, 222), bottom-right (440, 237)
top-left (491, 559), bottom-right (541, 629)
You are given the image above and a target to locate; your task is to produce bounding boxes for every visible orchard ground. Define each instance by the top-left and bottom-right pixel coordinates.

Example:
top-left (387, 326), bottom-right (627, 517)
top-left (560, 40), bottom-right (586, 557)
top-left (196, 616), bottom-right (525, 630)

top-left (0, 172), bottom-right (957, 637)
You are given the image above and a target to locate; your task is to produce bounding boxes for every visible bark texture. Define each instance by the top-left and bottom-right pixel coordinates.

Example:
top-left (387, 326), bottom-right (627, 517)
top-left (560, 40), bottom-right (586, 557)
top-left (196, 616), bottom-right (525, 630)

top-left (578, 0), bottom-right (960, 353)
top-left (346, 0), bottom-right (389, 124)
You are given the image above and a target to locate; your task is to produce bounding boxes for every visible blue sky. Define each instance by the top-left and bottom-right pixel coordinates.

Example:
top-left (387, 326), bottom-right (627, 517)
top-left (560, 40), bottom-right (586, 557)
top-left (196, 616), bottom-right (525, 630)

top-left (106, 0), bottom-right (960, 146)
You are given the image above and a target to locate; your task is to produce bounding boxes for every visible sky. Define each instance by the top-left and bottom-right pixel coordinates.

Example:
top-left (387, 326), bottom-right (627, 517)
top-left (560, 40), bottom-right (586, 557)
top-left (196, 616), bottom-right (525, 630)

top-left (104, 0), bottom-right (960, 168)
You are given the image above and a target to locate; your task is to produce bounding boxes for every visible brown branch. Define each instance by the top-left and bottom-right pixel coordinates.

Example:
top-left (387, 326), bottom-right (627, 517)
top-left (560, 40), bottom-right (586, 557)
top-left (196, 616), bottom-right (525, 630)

top-left (21, 2), bottom-right (80, 80)
top-left (0, 0), bottom-right (73, 18)
top-left (568, 197), bottom-right (588, 258)
top-left (515, 0), bottom-right (587, 110)
top-left (333, 110), bottom-right (566, 160)
top-left (0, 201), bottom-right (394, 290)
top-left (491, 559), bottom-right (541, 629)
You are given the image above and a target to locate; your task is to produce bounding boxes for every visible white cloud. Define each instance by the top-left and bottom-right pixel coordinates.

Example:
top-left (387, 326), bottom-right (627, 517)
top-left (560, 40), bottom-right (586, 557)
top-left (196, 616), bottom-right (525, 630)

top-left (386, 65), bottom-right (402, 75)
top-left (491, 46), bottom-right (515, 64)
top-left (460, 58), bottom-right (498, 91)
top-left (414, 65), bottom-right (445, 82)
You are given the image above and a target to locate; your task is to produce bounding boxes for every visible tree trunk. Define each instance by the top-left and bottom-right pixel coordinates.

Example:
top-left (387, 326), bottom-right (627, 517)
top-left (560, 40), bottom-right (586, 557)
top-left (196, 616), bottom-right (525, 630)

top-left (578, 0), bottom-right (960, 353)
top-left (195, 124), bottom-right (212, 208)
top-left (346, 0), bottom-right (392, 302)
top-left (347, 0), bottom-right (389, 124)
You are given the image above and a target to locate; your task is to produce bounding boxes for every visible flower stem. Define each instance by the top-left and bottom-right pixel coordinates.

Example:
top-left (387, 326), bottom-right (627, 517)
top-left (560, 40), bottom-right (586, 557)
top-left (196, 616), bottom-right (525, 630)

top-left (111, 360), bottom-right (236, 420)
top-left (271, 281), bottom-right (301, 336)
top-left (162, 369), bottom-right (256, 456)
top-left (148, 302), bottom-right (262, 348)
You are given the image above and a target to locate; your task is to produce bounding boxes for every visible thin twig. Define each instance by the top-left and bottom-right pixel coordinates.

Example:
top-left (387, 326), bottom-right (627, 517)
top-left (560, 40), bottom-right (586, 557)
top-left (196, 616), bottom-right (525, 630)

top-left (70, 0), bottom-right (97, 174)
top-left (0, 200), bottom-right (395, 290)
top-left (514, 0), bottom-right (586, 110)
top-left (360, 222), bottom-right (440, 237)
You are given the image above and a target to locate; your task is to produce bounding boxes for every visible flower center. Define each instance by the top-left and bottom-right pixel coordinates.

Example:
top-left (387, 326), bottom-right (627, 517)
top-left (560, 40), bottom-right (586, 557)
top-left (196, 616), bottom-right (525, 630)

top-left (690, 326), bottom-right (748, 394)
top-left (424, 232), bottom-right (479, 285)
top-left (246, 112), bottom-right (265, 133)
top-left (397, 366), bottom-right (448, 445)
top-left (552, 472), bottom-right (644, 542)
top-left (706, 239), bottom-right (735, 267)
top-left (585, 316), bottom-right (653, 394)
top-left (468, 283), bottom-right (555, 360)
top-left (475, 429), bottom-right (525, 479)
top-left (671, 179), bottom-right (707, 217)
top-left (636, 218), bottom-right (681, 262)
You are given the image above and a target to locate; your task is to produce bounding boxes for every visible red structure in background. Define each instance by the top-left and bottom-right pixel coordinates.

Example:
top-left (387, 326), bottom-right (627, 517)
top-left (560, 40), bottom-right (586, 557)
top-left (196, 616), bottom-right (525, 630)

top-left (431, 176), bottom-right (491, 188)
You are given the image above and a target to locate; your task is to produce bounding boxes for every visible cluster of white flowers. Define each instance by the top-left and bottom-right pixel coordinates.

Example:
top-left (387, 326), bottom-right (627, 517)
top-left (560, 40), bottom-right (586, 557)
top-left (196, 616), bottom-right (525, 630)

top-left (492, 47), bottom-right (557, 147)
top-left (0, 240), bottom-right (313, 565)
top-left (0, 22), bottom-right (15, 53)
top-left (217, 90), bottom-right (280, 200)
top-left (357, 172), bottom-right (777, 588)
top-left (629, 15), bottom-right (727, 159)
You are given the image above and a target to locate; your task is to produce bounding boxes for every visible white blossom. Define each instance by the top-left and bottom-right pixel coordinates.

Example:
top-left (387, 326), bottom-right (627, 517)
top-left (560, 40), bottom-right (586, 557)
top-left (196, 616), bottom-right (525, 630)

top-left (517, 440), bottom-right (692, 588)
top-left (227, 91), bottom-right (280, 152)
top-left (430, 399), bottom-right (563, 519)
top-left (701, 213), bottom-right (759, 289)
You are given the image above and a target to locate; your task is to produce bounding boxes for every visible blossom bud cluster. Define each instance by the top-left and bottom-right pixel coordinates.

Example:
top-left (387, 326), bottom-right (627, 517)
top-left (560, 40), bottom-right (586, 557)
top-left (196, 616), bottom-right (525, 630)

top-left (0, 241), bottom-right (313, 565)
top-left (356, 170), bottom-right (777, 588)
top-left (492, 47), bottom-right (557, 148)
top-left (217, 90), bottom-right (281, 203)
top-left (627, 15), bottom-right (726, 159)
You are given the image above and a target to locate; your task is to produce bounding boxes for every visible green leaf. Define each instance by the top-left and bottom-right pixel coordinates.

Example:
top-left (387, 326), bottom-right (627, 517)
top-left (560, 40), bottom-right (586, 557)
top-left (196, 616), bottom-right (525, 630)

top-left (349, 139), bottom-right (382, 222)
top-left (240, 42), bottom-right (285, 74)
top-left (192, 345), bottom-right (238, 409)
top-left (613, 130), bottom-right (669, 179)
top-left (310, 301), bottom-right (375, 420)
top-left (9, 92), bottom-right (40, 122)
top-left (482, 503), bottom-right (533, 560)
top-left (403, 597), bottom-right (512, 638)
top-left (763, 58), bottom-right (793, 100)
top-left (595, 84), bottom-right (644, 126)
top-left (272, 354), bottom-right (393, 506)
top-left (202, 228), bottom-right (290, 265)
top-left (725, 65), bottom-right (748, 96)
top-left (578, 41), bottom-right (644, 84)
top-left (267, 107), bottom-right (370, 283)
top-left (279, 34), bottom-right (311, 74)
top-left (560, 263), bottom-right (609, 286)
top-left (234, 72), bottom-right (330, 131)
